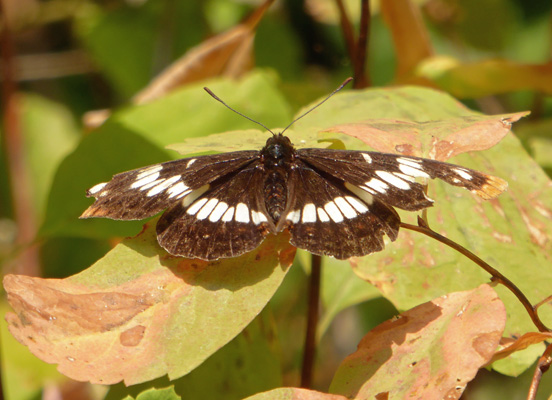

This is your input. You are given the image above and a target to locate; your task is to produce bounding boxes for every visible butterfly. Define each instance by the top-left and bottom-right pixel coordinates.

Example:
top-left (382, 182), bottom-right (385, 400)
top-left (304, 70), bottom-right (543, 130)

top-left (81, 79), bottom-right (507, 260)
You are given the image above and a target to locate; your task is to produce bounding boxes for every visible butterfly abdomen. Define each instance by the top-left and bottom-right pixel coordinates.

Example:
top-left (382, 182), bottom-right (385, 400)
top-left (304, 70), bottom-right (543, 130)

top-left (264, 169), bottom-right (288, 223)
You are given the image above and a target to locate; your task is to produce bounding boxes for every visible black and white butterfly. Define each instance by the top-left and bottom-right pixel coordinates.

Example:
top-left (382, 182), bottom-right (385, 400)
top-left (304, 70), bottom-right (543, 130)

top-left (81, 80), bottom-right (507, 260)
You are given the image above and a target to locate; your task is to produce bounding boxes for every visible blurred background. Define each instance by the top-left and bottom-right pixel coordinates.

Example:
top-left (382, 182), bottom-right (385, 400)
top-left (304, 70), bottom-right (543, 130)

top-left (1, 0), bottom-right (552, 399)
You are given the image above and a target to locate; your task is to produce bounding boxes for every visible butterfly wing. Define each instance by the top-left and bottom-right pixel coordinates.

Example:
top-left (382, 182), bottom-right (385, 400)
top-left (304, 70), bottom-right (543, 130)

top-left (278, 161), bottom-right (400, 259)
top-left (80, 151), bottom-right (259, 220)
top-left (156, 163), bottom-right (275, 260)
top-left (297, 148), bottom-right (507, 211)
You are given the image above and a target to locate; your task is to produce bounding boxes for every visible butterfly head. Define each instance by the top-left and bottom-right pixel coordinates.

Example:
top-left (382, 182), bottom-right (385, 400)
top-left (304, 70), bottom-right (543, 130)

top-left (261, 133), bottom-right (295, 167)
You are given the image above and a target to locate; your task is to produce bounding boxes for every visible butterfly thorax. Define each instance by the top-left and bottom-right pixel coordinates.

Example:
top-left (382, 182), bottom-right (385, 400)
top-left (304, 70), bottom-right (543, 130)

top-left (260, 134), bottom-right (296, 224)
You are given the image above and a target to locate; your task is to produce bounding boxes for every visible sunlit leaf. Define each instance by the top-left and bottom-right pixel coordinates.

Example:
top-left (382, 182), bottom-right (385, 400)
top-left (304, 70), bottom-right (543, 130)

top-left (290, 86), bottom-right (551, 375)
top-left (329, 285), bottom-right (506, 399)
top-left (325, 111), bottom-right (527, 161)
top-left (107, 311), bottom-right (282, 400)
top-left (244, 387), bottom-right (348, 400)
top-left (4, 224), bottom-right (295, 385)
top-left (40, 72), bottom-right (291, 239)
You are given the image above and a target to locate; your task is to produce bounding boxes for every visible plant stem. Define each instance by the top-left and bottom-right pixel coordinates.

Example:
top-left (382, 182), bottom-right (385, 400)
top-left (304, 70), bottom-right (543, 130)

top-left (0, 0), bottom-right (40, 276)
top-left (301, 253), bottom-right (322, 388)
top-left (401, 219), bottom-right (550, 332)
top-left (527, 343), bottom-right (552, 400)
top-left (354, 0), bottom-right (370, 88)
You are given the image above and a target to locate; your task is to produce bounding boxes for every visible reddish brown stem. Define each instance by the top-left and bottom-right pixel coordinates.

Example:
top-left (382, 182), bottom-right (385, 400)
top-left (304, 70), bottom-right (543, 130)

top-left (0, 0), bottom-right (40, 276)
top-left (301, 253), bottom-right (322, 388)
top-left (335, 0), bottom-right (357, 67)
top-left (526, 343), bottom-right (552, 400)
top-left (353, 0), bottom-right (370, 88)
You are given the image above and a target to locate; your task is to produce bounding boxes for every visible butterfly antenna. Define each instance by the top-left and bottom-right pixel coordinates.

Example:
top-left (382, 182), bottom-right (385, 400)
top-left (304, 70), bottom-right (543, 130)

top-left (280, 77), bottom-right (353, 135)
top-left (204, 87), bottom-right (276, 135)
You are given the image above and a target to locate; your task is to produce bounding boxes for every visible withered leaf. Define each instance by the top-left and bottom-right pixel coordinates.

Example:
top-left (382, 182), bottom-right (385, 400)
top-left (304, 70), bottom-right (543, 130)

top-left (4, 224), bottom-right (295, 385)
top-left (325, 112), bottom-right (528, 161)
top-left (329, 284), bottom-right (506, 400)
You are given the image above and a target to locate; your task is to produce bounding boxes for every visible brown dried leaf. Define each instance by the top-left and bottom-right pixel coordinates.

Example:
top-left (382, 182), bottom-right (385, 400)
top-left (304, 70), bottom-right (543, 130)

top-left (133, 0), bottom-right (274, 104)
top-left (84, 0), bottom-right (274, 129)
top-left (4, 224), bottom-right (295, 385)
top-left (490, 332), bottom-right (552, 364)
top-left (325, 111), bottom-right (528, 161)
top-left (329, 284), bottom-right (506, 400)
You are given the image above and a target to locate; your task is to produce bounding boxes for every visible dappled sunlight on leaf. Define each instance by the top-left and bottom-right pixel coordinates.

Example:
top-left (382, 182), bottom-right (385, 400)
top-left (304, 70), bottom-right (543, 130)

top-left (329, 285), bottom-right (506, 400)
top-left (4, 224), bottom-right (295, 385)
top-left (244, 387), bottom-right (348, 400)
top-left (325, 111), bottom-right (527, 160)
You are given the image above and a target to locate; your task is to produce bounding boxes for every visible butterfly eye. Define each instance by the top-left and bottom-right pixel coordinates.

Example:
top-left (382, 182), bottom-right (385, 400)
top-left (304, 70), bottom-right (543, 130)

top-left (270, 144), bottom-right (284, 158)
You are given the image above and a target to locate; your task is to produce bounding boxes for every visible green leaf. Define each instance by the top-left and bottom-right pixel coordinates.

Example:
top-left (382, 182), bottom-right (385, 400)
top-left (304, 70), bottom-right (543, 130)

top-left (4, 224), bottom-right (295, 385)
top-left (40, 71), bottom-right (291, 239)
top-left (319, 257), bottom-right (381, 338)
top-left (294, 86), bottom-right (551, 375)
top-left (135, 386), bottom-right (181, 400)
top-left (107, 311), bottom-right (282, 400)
top-left (6, 94), bottom-right (80, 221)
top-left (293, 251), bottom-right (381, 339)
top-left (0, 301), bottom-right (65, 400)
top-left (75, 2), bottom-right (205, 98)
top-left (166, 128), bottom-right (328, 156)
top-left (243, 387), bottom-right (348, 400)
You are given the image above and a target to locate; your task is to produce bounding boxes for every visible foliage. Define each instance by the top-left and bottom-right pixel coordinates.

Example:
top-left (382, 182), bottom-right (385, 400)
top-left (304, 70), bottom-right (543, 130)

top-left (2, 1), bottom-right (552, 400)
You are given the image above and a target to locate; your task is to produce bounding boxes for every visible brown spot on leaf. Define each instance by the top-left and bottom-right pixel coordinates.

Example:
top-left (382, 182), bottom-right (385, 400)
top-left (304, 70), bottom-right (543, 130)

top-left (324, 112), bottom-right (526, 160)
top-left (120, 325), bottom-right (146, 347)
top-left (472, 331), bottom-right (501, 359)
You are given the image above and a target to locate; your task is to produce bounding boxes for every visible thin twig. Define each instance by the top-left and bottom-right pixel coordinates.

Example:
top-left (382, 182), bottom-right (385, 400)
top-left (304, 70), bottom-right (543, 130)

top-left (335, 0), bottom-right (357, 68)
top-left (0, 0), bottom-right (40, 276)
top-left (301, 254), bottom-right (322, 388)
top-left (526, 343), bottom-right (552, 400)
top-left (401, 219), bottom-right (550, 333)
top-left (353, 0), bottom-right (370, 88)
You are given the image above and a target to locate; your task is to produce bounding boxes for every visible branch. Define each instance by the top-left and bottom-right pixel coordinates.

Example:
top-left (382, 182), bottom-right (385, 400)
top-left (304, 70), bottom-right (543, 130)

top-left (301, 254), bottom-right (322, 388)
top-left (400, 218), bottom-right (551, 333)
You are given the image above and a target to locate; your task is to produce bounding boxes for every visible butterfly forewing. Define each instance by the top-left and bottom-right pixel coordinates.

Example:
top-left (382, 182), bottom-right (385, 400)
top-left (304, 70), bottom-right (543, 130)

top-left (279, 161), bottom-right (400, 259)
top-left (156, 163), bottom-right (274, 260)
top-left (297, 148), bottom-right (507, 211)
top-left (81, 150), bottom-right (258, 220)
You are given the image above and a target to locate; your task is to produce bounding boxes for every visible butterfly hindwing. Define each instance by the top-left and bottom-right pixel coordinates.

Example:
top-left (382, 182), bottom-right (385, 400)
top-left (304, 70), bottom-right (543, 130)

top-left (279, 161), bottom-right (400, 259)
top-left (156, 164), bottom-right (274, 260)
top-left (81, 150), bottom-right (258, 220)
